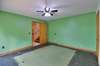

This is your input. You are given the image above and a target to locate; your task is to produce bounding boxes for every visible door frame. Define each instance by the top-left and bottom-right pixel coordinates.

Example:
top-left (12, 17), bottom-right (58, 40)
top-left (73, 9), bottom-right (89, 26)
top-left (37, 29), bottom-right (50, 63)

top-left (96, 10), bottom-right (99, 57)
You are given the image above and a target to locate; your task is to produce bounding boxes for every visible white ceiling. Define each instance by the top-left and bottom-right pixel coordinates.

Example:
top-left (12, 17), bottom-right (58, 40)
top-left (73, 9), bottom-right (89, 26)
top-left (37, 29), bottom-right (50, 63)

top-left (0, 0), bottom-right (99, 21)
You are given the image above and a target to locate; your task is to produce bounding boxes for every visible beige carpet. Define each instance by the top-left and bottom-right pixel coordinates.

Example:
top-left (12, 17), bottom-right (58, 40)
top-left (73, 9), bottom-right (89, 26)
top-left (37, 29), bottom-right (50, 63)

top-left (14, 45), bottom-right (76, 66)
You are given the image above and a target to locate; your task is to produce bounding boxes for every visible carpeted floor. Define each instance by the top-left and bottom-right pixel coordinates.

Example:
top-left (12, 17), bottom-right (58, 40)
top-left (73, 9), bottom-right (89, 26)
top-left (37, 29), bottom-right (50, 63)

top-left (68, 51), bottom-right (98, 66)
top-left (0, 45), bottom-right (98, 66)
top-left (14, 45), bottom-right (76, 66)
top-left (0, 57), bottom-right (18, 66)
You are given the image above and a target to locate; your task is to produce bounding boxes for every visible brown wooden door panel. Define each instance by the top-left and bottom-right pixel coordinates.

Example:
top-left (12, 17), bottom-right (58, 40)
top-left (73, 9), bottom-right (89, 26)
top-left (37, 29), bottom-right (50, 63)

top-left (40, 23), bottom-right (47, 44)
top-left (32, 22), bottom-right (47, 47)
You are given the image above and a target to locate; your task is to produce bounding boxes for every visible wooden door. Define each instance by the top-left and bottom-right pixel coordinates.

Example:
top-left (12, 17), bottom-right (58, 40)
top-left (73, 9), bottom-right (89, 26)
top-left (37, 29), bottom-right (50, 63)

top-left (32, 22), bottom-right (47, 46)
top-left (40, 23), bottom-right (47, 45)
top-left (32, 22), bottom-right (40, 46)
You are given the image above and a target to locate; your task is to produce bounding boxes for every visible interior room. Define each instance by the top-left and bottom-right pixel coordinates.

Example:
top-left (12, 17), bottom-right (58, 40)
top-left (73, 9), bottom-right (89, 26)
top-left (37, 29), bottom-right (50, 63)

top-left (0, 0), bottom-right (99, 66)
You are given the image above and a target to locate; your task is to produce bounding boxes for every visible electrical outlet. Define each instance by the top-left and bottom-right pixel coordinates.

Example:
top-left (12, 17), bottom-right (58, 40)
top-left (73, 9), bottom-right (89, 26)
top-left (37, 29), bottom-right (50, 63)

top-left (2, 46), bottom-right (5, 49)
top-left (22, 61), bottom-right (24, 63)
top-left (54, 33), bottom-right (56, 35)
top-left (28, 32), bottom-right (31, 35)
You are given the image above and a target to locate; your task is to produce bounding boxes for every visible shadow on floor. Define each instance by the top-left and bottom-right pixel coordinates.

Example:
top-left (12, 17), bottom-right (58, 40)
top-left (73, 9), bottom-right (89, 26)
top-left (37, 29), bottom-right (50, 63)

top-left (68, 51), bottom-right (98, 66)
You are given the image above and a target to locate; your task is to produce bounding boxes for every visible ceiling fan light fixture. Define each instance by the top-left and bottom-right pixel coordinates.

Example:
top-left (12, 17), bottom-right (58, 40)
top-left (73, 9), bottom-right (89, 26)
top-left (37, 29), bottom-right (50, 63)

top-left (44, 12), bottom-right (51, 16)
top-left (45, 8), bottom-right (50, 12)
top-left (36, 0), bottom-right (58, 17)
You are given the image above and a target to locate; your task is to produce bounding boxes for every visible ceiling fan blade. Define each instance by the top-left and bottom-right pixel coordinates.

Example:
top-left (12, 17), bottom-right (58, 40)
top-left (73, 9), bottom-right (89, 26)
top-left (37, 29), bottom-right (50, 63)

top-left (36, 11), bottom-right (44, 12)
top-left (42, 13), bottom-right (45, 16)
top-left (51, 10), bottom-right (58, 12)
top-left (50, 13), bottom-right (53, 16)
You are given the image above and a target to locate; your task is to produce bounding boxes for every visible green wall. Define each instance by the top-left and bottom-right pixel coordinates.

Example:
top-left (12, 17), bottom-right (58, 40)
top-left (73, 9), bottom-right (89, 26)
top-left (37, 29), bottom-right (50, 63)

top-left (47, 12), bottom-right (96, 51)
top-left (0, 11), bottom-right (96, 53)
top-left (0, 11), bottom-right (38, 53)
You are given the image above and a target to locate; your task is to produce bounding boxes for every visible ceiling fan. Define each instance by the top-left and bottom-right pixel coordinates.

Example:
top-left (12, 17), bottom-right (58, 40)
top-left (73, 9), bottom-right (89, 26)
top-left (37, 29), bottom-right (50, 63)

top-left (36, 0), bottom-right (58, 16)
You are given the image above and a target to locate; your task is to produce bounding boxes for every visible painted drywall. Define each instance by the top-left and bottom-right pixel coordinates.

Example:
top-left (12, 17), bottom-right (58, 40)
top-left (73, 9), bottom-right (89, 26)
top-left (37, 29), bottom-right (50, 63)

top-left (0, 11), bottom-right (41, 53)
top-left (47, 12), bottom-right (96, 51)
